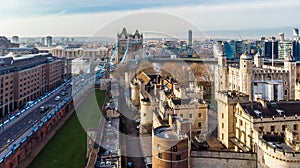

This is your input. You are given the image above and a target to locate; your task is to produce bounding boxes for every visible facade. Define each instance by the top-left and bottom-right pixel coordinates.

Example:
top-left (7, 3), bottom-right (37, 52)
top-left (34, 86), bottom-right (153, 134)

top-left (0, 53), bottom-right (63, 118)
top-left (216, 89), bottom-right (300, 167)
top-left (278, 41), bottom-right (293, 60)
top-left (4, 48), bottom-right (39, 55)
top-left (51, 46), bottom-right (107, 60)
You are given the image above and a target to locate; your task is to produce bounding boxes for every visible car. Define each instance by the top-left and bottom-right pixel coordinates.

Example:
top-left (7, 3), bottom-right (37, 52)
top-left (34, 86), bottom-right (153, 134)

top-left (40, 105), bottom-right (51, 113)
top-left (127, 162), bottom-right (133, 167)
top-left (25, 101), bottom-right (34, 107)
top-left (99, 161), bottom-right (105, 167)
top-left (61, 91), bottom-right (66, 96)
top-left (63, 88), bottom-right (66, 91)
top-left (54, 96), bottom-right (60, 101)
top-left (40, 106), bottom-right (45, 113)
top-left (106, 161), bottom-right (111, 166)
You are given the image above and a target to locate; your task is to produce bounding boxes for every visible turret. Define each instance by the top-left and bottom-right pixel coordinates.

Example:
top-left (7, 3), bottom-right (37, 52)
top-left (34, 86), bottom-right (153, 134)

top-left (254, 51), bottom-right (263, 68)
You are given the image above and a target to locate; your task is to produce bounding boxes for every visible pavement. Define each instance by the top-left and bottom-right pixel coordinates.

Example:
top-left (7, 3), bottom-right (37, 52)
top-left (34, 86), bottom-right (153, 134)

top-left (118, 87), bottom-right (145, 168)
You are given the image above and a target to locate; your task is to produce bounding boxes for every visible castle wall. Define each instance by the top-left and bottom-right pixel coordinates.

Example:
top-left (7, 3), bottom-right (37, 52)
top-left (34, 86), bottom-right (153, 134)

top-left (190, 151), bottom-right (257, 168)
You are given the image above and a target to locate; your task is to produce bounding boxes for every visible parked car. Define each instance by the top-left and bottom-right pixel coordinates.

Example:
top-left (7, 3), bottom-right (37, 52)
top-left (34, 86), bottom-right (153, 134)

top-left (61, 91), bottom-right (66, 96)
top-left (55, 96), bottom-right (60, 101)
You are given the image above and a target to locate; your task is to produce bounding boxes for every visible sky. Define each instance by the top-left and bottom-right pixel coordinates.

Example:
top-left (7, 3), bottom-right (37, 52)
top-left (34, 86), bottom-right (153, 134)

top-left (0, 0), bottom-right (299, 37)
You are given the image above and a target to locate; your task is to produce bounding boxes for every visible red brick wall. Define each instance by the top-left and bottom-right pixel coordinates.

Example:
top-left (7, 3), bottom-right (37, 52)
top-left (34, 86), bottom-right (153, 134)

top-left (0, 101), bottom-right (73, 168)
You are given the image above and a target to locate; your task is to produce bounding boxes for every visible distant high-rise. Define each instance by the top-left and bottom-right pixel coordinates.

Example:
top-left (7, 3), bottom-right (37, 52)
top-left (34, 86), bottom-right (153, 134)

top-left (46, 36), bottom-right (52, 47)
top-left (12, 36), bottom-right (19, 44)
top-left (279, 33), bottom-right (285, 41)
top-left (188, 30), bottom-right (192, 46)
top-left (293, 28), bottom-right (299, 40)
top-left (41, 37), bottom-right (45, 45)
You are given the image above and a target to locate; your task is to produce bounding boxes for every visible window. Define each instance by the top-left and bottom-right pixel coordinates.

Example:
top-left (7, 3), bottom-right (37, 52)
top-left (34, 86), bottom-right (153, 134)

top-left (240, 120), bottom-right (243, 126)
top-left (176, 155), bottom-right (181, 161)
top-left (198, 113), bottom-right (202, 118)
top-left (198, 122), bottom-right (202, 128)
top-left (180, 114), bottom-right (183, 118)
top-left (157, 144), bottom-right (160, 150)
top-left (222, 133), bottom-right (224, 140)
top-left (294, 124), bottom-right (298, 131)
top-left (189, 114), bottom-right (193, 118)
top-left (173, 146), bottom-right (177, 152)
top-left (158, 153), bottom-right (162, 159)
top-left (285, 90), bottom-right (288, 95)
top-left (222, 122), bottom-right (224, 129)
top-left (271, 126), bottom-right (275, 132)
top-left (282, 125), bottom-right (286, 132)
top-left (222, 113), bottom-right (224, 119)
top-left (259, 126), bottom-right (264, 132)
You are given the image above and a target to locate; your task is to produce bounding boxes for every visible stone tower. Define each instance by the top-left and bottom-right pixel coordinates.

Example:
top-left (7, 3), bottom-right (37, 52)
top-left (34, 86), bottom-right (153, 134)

top-left (239, 52), bottom-right (253, 100)
top-left (117, 28), bottom-right (143, 64)
top-left (284, 53), bottom-right (296, 99)
top-left (254, 51), bottom-right (263, 68)
top-left (215, 43), bottom-right (228, 93)
top-left (129, 30), bottom-right (143, 60)
top-left (117, 28), bottom-right (129, 64)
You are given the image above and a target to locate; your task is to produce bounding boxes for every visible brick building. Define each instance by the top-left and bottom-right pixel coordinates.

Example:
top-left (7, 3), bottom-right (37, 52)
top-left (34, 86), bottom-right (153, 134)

top-left (0, 53), bottom-right (63, 118)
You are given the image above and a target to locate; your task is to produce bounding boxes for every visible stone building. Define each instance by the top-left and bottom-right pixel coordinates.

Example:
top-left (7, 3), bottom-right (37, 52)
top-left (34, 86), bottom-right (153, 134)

top-left (215, 44), bottom-right (296, 102)
top-left (152, 117), bottom-right (190, 168)
top-left (130, 71), bottom-right (208, 139)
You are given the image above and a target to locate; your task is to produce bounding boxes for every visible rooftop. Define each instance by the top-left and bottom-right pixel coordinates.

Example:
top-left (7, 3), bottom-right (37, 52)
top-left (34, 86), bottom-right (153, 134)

top-left (240, 100), bottom-right (300, 118)
top-left (154, 126), bottom-right (186, 140)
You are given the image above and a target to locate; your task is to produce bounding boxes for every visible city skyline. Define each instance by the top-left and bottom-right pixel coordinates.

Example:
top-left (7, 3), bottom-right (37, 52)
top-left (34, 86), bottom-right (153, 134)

top-left (0, 0), bottom-right (299, 37)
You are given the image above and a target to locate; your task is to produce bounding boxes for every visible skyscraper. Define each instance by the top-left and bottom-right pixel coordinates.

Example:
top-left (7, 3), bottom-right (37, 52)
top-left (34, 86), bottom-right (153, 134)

top-left (293, 28), bottom-right (299, 40)
top-left (188, 30), bottom-right (192, 47)
top-left (46, 36), bottom-right (52, 47)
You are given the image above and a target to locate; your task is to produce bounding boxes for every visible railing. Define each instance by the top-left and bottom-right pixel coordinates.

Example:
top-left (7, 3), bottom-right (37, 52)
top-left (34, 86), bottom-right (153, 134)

top-left (0, 76), bottom-right (95, 164)
top-left (0, 79), bottom-right (71, 129)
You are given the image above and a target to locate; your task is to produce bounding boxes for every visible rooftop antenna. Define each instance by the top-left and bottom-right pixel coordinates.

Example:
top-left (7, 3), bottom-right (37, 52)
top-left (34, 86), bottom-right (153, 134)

top-left (272, 38), bottom-right (274, 67)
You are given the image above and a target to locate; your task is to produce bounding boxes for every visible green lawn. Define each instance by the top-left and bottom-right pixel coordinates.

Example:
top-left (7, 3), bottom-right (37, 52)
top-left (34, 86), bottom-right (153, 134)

top-left (29, 90), bottom-right (106, 168)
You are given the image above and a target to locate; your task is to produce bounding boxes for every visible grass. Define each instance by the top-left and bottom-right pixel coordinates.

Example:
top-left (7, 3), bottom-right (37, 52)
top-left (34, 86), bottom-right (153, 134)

top-left (29, 90), bottom-right (106, 168)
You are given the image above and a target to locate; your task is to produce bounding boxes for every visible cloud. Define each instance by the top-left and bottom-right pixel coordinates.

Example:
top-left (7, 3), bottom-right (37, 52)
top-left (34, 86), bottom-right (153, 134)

top-left (0, 0), bottom-right (299, 37)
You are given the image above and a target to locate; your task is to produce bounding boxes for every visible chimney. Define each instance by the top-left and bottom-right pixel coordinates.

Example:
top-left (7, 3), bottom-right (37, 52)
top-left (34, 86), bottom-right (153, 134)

top-left (257, 98), bottom-right (267, 108)
top-left (169, 114), bottom-right (173, 126)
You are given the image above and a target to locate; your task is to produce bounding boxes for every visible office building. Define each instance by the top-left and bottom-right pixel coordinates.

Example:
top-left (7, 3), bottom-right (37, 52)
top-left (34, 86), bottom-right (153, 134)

top-left (11, 36), bottom-right (19, 44)
top-left (0, 53), bottom-right (63, 118)
top-left (46, 36), bottom-right (52, 47)
top-left (188, 30), bottom-right (192, 47)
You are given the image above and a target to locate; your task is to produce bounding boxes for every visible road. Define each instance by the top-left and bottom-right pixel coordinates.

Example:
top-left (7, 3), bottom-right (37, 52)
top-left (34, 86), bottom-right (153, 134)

top-left (0, 82), bottom-right (74, 152)
top-left (118, 86), bottom-right (145, 168)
